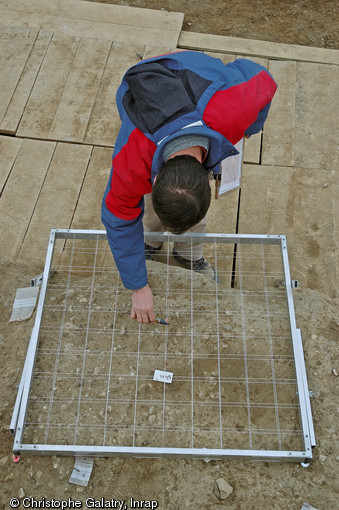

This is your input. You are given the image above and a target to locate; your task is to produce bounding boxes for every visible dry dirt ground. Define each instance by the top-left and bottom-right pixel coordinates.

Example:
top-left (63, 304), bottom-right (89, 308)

top-left (93, 0), bottom-right (339, 49)
top-left (1, 255), bottom-right (338, 509)
top-left (1, 1), bottom-right (338, 510)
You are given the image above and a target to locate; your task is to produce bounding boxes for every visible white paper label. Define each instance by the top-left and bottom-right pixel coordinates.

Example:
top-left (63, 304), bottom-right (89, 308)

top-left (69, 456), bottom-right (94, 486)
top-left (153, 370), bottom-right (173, 384)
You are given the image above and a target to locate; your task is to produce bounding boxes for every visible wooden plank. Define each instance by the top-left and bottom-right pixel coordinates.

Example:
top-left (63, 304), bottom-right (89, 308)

top-left (84, 42), bottom-right (144, 146)
top-left (205, 52), bottom-right (236, 64)
top-left (143, 45), bottom-right (172, 60)
top-left (178, 31), bottom-right (339, 66)
top-left (238, 164), bottom-right (337, 297)
top-left (207, 188), bottom-right (239, 234)
top-left (16, 32), bottom-right (80, 140)
top-left (71, 146), bottom-right (112, 230)
top-left (238, 55), bottom-right (268, 67)
top-left (0, 30), bottom-right (52, 135)
top-left (1, 0), bottom-right (184, 32)
top-left (206, 188), bottom-right (240, 288)
top-left (0, 136), bottom-right (23, 194)
top-left (243, 133), bottom-right (262, 165)
top-left (0, 27), bottom-right (38, 127)
top-left (0, 139), bottom-right (56, 258)
top-left (0, 9), bottom-right (182, 47)
top-left (261, 60), bottom-right (296, 167)
top-left (19, 142), bottom-right (92, 263)
top-left (66, 146), bottom-right (112, 269)
top-left (236, 57), bottom-right (268, 165)
top-left (294, 62), bottom-right (339, 170)
top-left (49, 37), bottom-right (112, 143)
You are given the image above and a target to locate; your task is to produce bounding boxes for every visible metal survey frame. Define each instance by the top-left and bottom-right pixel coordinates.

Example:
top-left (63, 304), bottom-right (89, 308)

top-left (11, 229), bottom-right (315, 462)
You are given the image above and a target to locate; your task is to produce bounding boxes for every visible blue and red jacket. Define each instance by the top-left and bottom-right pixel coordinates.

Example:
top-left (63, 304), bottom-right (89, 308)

top-left (102, 51), bottom-right (277, 289)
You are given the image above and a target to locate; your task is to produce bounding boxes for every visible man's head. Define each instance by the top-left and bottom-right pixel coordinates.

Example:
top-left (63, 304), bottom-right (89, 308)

top-left (151, 155), bottom-right (211, 235)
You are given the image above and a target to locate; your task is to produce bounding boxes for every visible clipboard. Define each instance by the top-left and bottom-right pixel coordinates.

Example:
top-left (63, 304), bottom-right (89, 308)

top-left (215, 138), bottom-right (244, 199)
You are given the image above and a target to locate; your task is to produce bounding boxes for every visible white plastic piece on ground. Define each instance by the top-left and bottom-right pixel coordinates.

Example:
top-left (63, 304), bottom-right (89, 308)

top-left (9, 287), bottom-right (39, 322)
top-left (69, 457), bottom-right (94, 486)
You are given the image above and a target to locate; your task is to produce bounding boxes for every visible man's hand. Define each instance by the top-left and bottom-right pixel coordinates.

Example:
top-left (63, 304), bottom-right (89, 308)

top-left (131, 284), bottom-right (156, 324)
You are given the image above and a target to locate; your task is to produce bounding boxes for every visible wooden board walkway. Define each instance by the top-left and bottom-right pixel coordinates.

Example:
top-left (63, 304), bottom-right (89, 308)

top-left (0, 2), bottom-right (338, 297)
top-left (0, 0), bottom-right (184, 47)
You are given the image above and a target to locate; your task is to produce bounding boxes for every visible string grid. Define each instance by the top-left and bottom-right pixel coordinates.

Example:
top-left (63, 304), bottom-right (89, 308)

top-left (19, 233), bottom-right (306, 456)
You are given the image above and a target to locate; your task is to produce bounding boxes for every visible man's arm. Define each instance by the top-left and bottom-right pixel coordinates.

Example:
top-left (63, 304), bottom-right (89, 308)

top-left (203, 58), bottom-right (277, 146)
top-left (244, 100), bottom-right (272, 137)
top-left (102, 195), bottom-right (156, 323)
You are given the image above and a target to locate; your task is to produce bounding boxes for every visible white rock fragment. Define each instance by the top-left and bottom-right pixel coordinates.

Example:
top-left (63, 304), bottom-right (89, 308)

top-left (19, 488), bottom-right (25, 498)
top-left (213, 478), bottom-right (233, 500)
top-left (301, 503), bottom-right (320, 510)
top-left (318, 454), bottom-right (326, 463)
top-left (148, 414), bottom-right (156, 425)
top-left (332, 368), bottom-right (338, 376)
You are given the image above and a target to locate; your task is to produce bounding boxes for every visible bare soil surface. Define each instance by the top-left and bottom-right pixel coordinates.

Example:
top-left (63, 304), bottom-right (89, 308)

top-left (93, 0), bottom-right (339, 49)
top-left (1, 253), bottom-right (338, 509)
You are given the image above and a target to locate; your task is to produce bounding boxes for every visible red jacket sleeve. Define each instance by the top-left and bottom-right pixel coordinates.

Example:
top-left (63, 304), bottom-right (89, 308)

top-left (105, 128), bottom-right (156, 221)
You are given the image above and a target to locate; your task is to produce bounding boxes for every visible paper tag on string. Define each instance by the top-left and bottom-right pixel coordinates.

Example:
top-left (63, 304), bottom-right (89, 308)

top-left (153, 370), bottom-right (173, 383)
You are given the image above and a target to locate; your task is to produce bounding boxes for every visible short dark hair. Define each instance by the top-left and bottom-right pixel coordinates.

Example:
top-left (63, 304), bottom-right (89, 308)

top-left (151, 155), bottom-right (211, 234)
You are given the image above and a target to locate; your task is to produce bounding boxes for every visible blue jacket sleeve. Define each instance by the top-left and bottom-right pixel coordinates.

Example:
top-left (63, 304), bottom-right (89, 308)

top-left (245, 100), bottom-right (272, 137)
top-left (101, 188), bottom-right (148, 290)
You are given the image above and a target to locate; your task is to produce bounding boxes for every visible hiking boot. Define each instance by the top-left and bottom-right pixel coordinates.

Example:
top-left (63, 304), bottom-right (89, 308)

top-left (172, 249), bottom-right (220, 283)
top-left (145, 243), bottom-right (162, 261)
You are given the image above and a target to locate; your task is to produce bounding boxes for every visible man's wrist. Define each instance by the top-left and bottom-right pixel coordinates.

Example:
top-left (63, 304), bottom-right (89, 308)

top-left (132, 284), bottom-right (150, 293)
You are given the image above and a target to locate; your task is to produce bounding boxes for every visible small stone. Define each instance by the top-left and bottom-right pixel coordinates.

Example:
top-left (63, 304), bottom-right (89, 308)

top-left (312, 474), bottom-right (325, 485)
top-left (19, 488), bottom-right (25, 498)
top-left (213, 478), bottom-right (233, 500)
top-left (319, 454), bottom-right (326, 463)
top-left (332, 368), bottom-right (338, 376)
top-left (0, 456), bottom-right (8, 466)
top-left (301, 503), bottom-right (320, 510)
top-left (322, 183), bottom-right (328, 187)
top-left (36, 471), bottom-right (43, 479)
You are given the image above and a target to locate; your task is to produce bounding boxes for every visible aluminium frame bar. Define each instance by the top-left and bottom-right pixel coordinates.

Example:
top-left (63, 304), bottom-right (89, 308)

top-left (16, 443), bottom-right (309, 462)
top-left (280, 236), bottom-right (315, 454)
top-left (12, 229), bottom-right (315, 462)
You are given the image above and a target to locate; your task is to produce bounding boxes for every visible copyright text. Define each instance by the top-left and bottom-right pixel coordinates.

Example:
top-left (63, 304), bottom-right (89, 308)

top-left (9, 497), bottom-right (159, 509)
